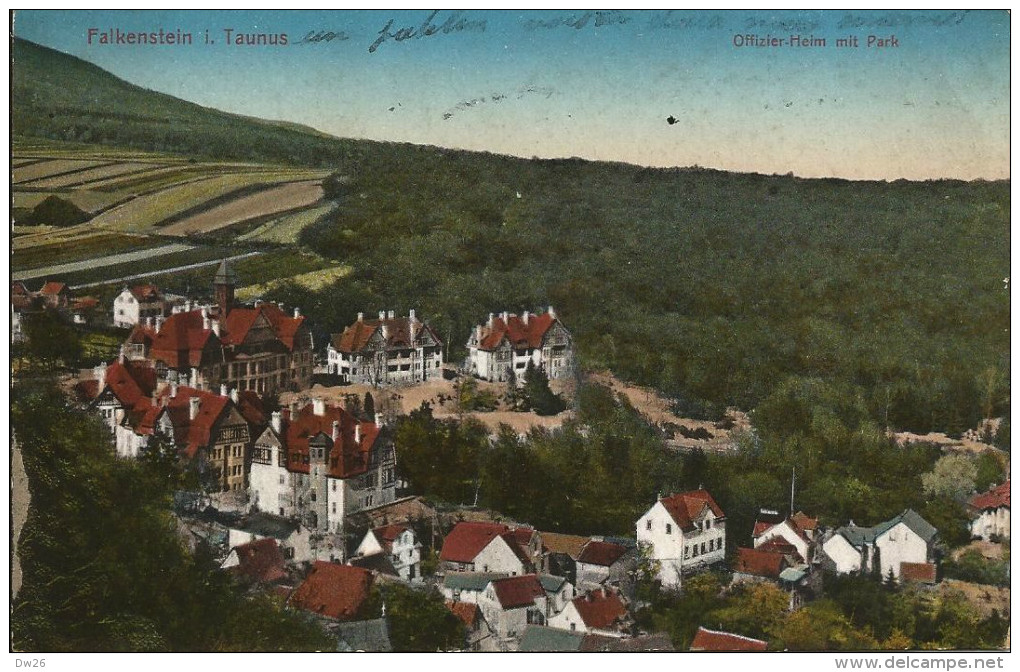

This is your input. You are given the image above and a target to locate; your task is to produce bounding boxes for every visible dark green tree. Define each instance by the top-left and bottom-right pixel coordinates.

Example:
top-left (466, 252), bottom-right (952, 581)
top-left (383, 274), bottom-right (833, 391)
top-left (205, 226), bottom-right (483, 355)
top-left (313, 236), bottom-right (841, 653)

top-left (522, 360), bottom-right (566, 416)
top-left (363, 391), bottom-right (376, 420)
top-left (28, 195), bottom-right (89, 227)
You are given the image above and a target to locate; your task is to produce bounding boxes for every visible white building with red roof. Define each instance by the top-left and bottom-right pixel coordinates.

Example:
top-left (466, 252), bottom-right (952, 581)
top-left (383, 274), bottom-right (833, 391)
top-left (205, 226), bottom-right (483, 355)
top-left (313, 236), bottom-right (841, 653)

top-left (123, 260), bottom-right (313, 395)
top-left (752, 509), bottom-right (817, 563)
top-left (466, 307), bottom-right (573, 383)
top-left (968, 480), bottom-right (1010, 541)
top-left (248, 398), bottom-right (397, 561)
top-left (547, 587), bottom-right (630, 638)
top-left (112, 284), bottom-right (181, 328)
top-left (353, 523), bottom-right (423, 583)
top-left (636, 489), bottom-right (727, 589)
top-left (326, 309), bottom-right (444, 385)
top-left (439, 521), bottom-right (536, 575)
top-left (476, 574), bottom-right (552, 650)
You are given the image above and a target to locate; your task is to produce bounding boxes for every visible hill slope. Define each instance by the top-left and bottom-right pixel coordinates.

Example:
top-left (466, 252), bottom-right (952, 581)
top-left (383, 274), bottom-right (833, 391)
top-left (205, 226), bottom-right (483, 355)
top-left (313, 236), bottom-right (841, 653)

top-left (11, 37), bottom-right (1011, 435)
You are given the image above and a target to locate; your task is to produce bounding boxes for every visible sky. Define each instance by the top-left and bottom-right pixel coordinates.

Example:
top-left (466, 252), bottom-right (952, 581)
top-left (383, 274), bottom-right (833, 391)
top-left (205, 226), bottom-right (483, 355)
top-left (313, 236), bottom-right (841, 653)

top-left (11, 9), bottom-right (1011, 180)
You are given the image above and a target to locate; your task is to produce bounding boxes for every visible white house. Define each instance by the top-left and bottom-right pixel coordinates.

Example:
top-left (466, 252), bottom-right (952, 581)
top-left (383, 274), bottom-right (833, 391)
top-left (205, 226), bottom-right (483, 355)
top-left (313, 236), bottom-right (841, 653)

top-left (821, 509), bottom-right (938, 580)
top-left (476, 574), bottom-right (551, 651)
top-left (353, 524), bottom-right (423, 583)
top-left (441, 572), bottom-right (511, 605)
top-left (752, 510), bottom-right (815, 563)
top-left (547, 588), bottom-right (630, 638)
top-left (636, 490), bottom-right (726, 589)
top-left (327, 310), bottom-right (444, 385)
top-left (227, 512), bottom-right (314, 564)
top-left (439, 521), bottom-right (534, 575)
top-left (87, 356), bottom-right (159, 458)
top-left (466, 308), bottom-right (573, 383)
top-left (248, 398), bottom-right (398, 561)
top-left (112, 284), bottom-right (177, 328)
top-left (968, 481), bottom-right (1010, 541)
top-left (575, 539), bottom-right (635, 594)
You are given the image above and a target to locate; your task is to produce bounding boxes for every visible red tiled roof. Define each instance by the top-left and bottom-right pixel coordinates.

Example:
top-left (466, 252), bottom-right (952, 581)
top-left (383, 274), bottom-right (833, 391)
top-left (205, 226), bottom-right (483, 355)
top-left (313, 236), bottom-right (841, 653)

top-left (445, 601), bottom-right (479, 628)
top-left (690, 627), bottom-right (767, 652)
top-left (149, 310), bottom-right (220, 368)
top-left (491, 574), bottom-right (545, 609)
top-left (476, 312), bottom-right (556, 351)
top-left (99, 360), bottom-right (158, 409)
top-left (280, 402), bottom-right (381, 479)
top-left (153, 386), bottom-right (231, 457)
top-left (571, 589), bottom-right (628, 630)
top-left (541, 532), bottom-right (590, 559)
top-left (900, 562), bottom-right (937, 585)
top-left (235, 389), bottom-right (266, 428)
top-left (71, 296), bottom-right (99, 310)
top-left (39, 281), bottom-right (68, 295)
top-left (130, 284), bottom-right (163, 301)
top-left (440, 521), bottom-right (511, 563)
top-left (577, 540), bottom-right (629, 567)
top-left (230, 538), bottom-right (287, 584)
top-left (331, 316), bottom-right (441, 353)
top-left (970, 481), bottom-right (1010, 511)
top-left (734, 547), bottom-right (788, 579)
top-left (756, 538), bottom-right (803, 563)
top-left (791, 511), bottom-right (819, 532)
top-left (290, 561), bottom-right (373, 621)
top-left (659, 490), bottom-right (725, 532)
top-left (127, 322), bottom-right (158, 346)
top-left (222, 303), bottom-right (306, 350)
top-left (372, 524), bottom-right (408, 552)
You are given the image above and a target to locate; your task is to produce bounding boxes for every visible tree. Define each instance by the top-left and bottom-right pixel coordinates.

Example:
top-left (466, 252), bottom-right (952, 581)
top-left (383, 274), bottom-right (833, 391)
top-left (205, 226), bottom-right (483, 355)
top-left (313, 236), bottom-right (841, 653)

top-left (973, 451), bottom-right (1005, 493)
top-left (22, 308), bottom-right (83, 367)
top-left (322, 171), bottom-right (349, 200)
top-left (921, 454), bottom-right (977, 501)
top-left (521, 360), bottom-right (566, 416)
top-left (371, 583), bottom-right (465, 652)
top-left (27, 195), bottom-right (89, 227)
top-left (363, 392), bottom-right (376, 421)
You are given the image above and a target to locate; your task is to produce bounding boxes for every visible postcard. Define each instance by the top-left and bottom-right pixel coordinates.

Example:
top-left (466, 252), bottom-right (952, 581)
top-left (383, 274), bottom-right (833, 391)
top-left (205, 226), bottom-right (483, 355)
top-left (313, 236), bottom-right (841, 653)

top-left (8, 8), bottom-right (1011, 663)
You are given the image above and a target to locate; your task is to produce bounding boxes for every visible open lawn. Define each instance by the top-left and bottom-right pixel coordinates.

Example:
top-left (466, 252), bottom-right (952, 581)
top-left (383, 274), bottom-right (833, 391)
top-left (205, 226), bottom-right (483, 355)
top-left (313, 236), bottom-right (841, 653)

top-left (236, 264), bottom-right (352, 300)
top-left (160, 179), bottom-right (324, 236)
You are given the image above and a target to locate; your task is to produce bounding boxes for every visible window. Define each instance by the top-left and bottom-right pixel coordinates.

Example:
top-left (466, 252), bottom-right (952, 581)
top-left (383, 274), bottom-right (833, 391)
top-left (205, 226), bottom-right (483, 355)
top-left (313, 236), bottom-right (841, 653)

top-left (701, 542), bottom-right (706, 554)
top-left (311, 491), bottom-right (317, 502)
top-left (692, 545), bottom-right (698, 557)
top-left (279, 474), bottom-right (285, 485)
top-left (646, 520), bottom-right (652, 531)
top-left (666, 523), bottom-right (672, 535)
top-left (570, 623), bottom-right (576, 632)
top-left (684, 545), bottom-right (690, 559)
top-left (332, 503), bottom-right (336, 513)
top-left (706, 519), bottom-right (712, 529)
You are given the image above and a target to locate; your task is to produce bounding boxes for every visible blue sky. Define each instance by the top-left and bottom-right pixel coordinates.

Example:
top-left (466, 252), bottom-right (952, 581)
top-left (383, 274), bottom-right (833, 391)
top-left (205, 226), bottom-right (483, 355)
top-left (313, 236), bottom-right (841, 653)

top-left (12, 9), bottom-right (1010, 180)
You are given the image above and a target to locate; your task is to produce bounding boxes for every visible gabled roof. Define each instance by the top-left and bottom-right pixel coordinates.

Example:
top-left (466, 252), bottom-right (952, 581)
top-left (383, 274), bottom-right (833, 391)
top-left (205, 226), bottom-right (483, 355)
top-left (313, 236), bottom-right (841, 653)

top-left (791, 511), bottom-right (819, 532)
top-left (290, 561), bottom-right (373, 621)
top-left (230, 512), bottom-right (302, 540)
top-left (690, 626), bottom-right (768, 652)
top-left (331, 315), bottom-right (442, 353)
top-left (214, 259), bottom-right (238, 285)
top-left (752, 510), bottom-right (786, 538)
top-left (537, 574), bottom-right (568, 593)
top-left (234, 389), bottom-right (266, 429)
top-left (872, 509), bottom-right (938, 544)
top-left (128, 284), bottom-right (163, 301)
top-left (570, 588), bottom-right (628, 630)
top-left (658, 489), bottom-right (725, 532)
top-left (279, 402), bottom-right (381, 479)
top-left (734, 547), bottom-right (788, 580)
top-left (970, 480), bottom-right (1010, 511)
top-left (900, 562), bottom-right (937, 585)
top-left (153, 386), bottom-right (232, 457)
top-left (577, 540), bottom-right (629, 567)
top-left (98, 360), bottom-right (158, 409)
top-left (756, 538), bottom-right (803, 563)
top-left (221, 302), bottom-right (306, 351)
top-left (371, 524), bottom-right (410, 552)
top-left (335, 618), bottom-right (392, 653)
top-left (228, 538), bottom-right (287, 584)
top-left (349, 553), bottom-right (398, 577)
top-left (540, 532), bottom-right (590, 559)
top-left (39, 281), bottom-right (68, 295)
top-left (519, 626), bottom-right (587, 652)
top-left (490, 574), bottom-right (545, 610)
top-left (149, 310), bottom-right (219, 368)
top-left (474, 311), bottom-right (559, 351)
top-left (440, 521), bottom-right (512, 563)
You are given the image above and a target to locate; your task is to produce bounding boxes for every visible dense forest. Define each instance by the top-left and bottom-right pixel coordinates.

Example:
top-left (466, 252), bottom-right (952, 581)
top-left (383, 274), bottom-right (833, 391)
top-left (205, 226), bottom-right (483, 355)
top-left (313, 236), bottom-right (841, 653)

top-left (13, 37), bottom-right (1010, 435)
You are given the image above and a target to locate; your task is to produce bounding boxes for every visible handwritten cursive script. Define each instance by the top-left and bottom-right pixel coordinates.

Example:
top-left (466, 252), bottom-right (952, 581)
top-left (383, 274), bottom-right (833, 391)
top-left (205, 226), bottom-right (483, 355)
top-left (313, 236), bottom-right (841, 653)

top-left (369, 10), bottom-right (486, 53)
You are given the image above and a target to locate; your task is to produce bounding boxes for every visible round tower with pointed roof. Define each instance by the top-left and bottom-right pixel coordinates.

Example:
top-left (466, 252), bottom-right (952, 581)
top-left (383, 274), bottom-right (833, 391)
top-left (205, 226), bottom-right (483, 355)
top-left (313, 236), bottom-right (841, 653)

top-left (214, 259), bottom-right (237, 315)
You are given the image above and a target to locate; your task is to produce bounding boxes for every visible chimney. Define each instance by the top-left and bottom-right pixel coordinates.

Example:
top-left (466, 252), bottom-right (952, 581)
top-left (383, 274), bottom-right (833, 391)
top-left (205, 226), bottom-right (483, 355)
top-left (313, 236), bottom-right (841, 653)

top-left (293, 307), bottom-right (301, 319)
top-left (381, 323), bottom-right (389, 341)
top-left (118, 344), bottom-right (126, 364)
top-left (170, 383), bottom-right (178, 398)
top-left (313, 397), bottom-right (325, 416)
top-left (277, 302), bottom-right (285, 312)
top-left (501, 311), bottom-right (508, 323)
top-left (487, 313), bottom-right (494, 328)
top-left (522, 310), bottom-right (529, 326)
top-left (357, 312), bottom-right (364, 322)
top-left (289, 400), bottom-right (298, 418)
top-left (409, 309), bottom-right (416, 323)
top-left (189, 368), bottom-right (198, 389)
top-left (94, 363), bottom-right (107, 392)
top-left (387, 310), bottom-right (394, 320)
top-left (145, 316), bottom-right (153, 329)
top-left (332, 420), bottom-right (340, 442)
top-left (355, 423), bottom-right (362, 444)
top-left (212, 319), bottom-right (221, 337)
top-left (475, 325), bottom-right (482, 343)
top-left (189, 396), bottom-right (200, 420)
top-left (220, 384), bottom-right (229, 398)
top-left (548, 305), bottom-right (557, 320)
top-left (271, 411), bottom-right (282, 434)
top-left (378, 310), bottom-right (386, 321)
top-left (230, 388), bottom-right (239, 404)
top-left (203, 314), bottom-right (212, 331)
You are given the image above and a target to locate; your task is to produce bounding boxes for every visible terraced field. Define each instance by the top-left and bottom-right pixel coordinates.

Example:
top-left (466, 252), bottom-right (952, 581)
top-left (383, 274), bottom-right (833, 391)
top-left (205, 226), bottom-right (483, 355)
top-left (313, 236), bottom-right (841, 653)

top-left (160, 179), bottom-right (324, 235)
top-left (238, 203), bottom-right (337, 244)
top-left (12, 233), bottom-right (166, 271)
top-left (13, 159), bottom-right (109, 183)
top-left (24, 162), bottom-right (157, 188)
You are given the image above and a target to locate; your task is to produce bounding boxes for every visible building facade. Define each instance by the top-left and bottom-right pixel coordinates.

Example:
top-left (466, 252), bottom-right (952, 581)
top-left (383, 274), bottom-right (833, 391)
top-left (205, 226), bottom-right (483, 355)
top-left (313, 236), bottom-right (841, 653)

top-left (327, 310), bottom-right (444, 385)
top-left (636, 490), bottom-right (727, 590)
top-left (466, 307), bottom-right (573, 383)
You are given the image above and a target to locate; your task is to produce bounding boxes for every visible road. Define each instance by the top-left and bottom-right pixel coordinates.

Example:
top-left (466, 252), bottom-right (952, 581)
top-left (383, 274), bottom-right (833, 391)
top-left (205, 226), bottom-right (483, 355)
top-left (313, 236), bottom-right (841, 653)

top-left (11, 438), bottom-right (29, 600)
top-left (13, 242), bottom-right (196, 281)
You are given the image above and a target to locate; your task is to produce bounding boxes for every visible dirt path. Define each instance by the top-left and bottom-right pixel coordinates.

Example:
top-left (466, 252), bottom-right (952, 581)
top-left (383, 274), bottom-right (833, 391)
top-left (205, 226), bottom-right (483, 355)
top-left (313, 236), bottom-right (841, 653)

top-left (13, 242), bottom-right (196, 281)
top-left (11, 439), bottom-right (30, 600)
